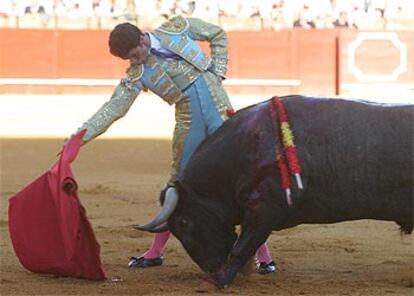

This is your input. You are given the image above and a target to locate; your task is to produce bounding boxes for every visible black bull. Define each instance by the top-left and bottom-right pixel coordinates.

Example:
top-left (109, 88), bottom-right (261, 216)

top-left (136, 96), bottom-right (413, 288)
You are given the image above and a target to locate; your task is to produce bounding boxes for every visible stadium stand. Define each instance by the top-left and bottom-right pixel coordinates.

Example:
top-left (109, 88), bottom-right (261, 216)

top-left (0, 0), bottom-right (413, 31)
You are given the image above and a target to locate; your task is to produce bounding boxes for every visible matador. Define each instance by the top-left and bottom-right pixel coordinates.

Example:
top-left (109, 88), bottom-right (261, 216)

top-left (73, 15), bottom-right (275, 274)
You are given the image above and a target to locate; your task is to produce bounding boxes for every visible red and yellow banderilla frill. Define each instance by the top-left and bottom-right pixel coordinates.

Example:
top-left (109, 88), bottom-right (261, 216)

top-left (271, 96), bottom-right (303, 206)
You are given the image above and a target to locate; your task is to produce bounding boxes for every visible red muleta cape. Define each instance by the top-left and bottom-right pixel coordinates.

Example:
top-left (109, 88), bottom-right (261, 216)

top-left (8, 130), bottom-right (106, 280)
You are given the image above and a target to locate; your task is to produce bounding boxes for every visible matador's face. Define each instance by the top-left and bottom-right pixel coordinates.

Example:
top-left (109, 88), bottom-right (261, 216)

top-left (122, 34), bottom-right (149, 66)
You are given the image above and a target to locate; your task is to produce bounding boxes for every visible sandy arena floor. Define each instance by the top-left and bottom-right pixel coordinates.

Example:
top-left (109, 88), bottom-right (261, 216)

top-left (1, 138), bottom-right (413, 295)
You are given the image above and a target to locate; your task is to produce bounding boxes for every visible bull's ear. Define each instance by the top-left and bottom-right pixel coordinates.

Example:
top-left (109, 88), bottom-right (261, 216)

top-left (174, 181), bottom-right (186, 200)
top-left (173, 180), bottom-right (180, 189)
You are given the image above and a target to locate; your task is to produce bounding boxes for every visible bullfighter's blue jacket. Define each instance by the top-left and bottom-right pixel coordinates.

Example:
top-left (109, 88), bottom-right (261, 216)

top-left (76, 16), bottom-right (232, 183)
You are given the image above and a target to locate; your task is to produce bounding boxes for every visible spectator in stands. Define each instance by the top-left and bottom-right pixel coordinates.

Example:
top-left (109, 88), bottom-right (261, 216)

top-left (69, 15), bottom-right (276, 274)
top-left (349, 4), bottom-right (366, 29)
top-left (270, 2), bottom-right (289, 31)
top-left (22, 1), bottom-right (50, 26)
top-left (92, 0), bottom-right (112, 16)
top-left (293, 5), bottom-right (315, 28)
top-left (66, 2), bottom-right (83, 18)
top-left (218, 1), bottom-right (240, 17)
top-left (23, 1), bottom-right (45, 15)
top-left (157, 0), bottom-right (175, 19)
top-left (172, 0), bottom-right (188, 16)
top-left (3, 0), bottom-right (414, 31)
top-left (333, 10), bottom-right (351, 27)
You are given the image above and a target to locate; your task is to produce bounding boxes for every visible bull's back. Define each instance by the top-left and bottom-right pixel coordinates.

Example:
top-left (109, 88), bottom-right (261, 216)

top-left (282, 96), bottom-right (413, 229)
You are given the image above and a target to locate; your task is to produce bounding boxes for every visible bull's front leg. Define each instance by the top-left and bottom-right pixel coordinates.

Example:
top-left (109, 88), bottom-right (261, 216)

top-left (206, 193), bottom-right (281, 288)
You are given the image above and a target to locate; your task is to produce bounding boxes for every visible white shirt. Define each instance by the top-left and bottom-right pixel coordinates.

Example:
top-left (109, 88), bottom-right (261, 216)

top-left (148, 32), bottom-right (175, 56)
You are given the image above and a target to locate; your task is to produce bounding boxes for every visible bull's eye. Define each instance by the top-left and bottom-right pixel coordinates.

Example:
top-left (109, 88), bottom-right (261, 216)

top-left (181, 218), bottom-right (189, 227)
top-left (179, 217), bottom-right (193, 231)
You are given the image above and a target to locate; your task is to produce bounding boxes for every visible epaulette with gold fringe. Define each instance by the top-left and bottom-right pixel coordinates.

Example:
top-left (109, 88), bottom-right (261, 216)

top-left (126, 64), bottom-right (143, 81)
top-left (156, 15), bottom-right (189, 35)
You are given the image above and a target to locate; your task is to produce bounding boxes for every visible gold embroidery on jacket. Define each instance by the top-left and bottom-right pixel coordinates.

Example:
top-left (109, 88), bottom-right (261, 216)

top-left (203, 72), bottom-right (232, 122)
top-left (174, 37), bottom-right (188, 52)
top-left (170, 97), bottom-right (191, 183)
top-left (80, 82), bottom-right (140, 143)
top-left (156, 15), bottom-right (189, 34)
top-left (126, 65), bottom-right (143, 81)
top-left (150, 67), bottom-right (164, 85)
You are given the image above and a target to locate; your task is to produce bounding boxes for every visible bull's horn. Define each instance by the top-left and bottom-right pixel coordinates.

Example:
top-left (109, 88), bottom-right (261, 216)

top-left (133, 222), bottom-right (169, 233)
top-left (134, 187), bottom-right (179, 231)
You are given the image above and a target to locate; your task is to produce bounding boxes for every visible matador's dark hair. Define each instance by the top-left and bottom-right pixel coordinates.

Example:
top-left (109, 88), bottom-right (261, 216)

top-left (108, 23), bottom-right (143, 58)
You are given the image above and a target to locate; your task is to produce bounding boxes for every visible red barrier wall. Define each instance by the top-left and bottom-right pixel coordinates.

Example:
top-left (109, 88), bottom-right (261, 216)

top-left (1, 28), bottom-right (412, 96)
top-left (0, 29), bottom-right (128, 79)
top-left (338, 30), bottom-right (414, 84)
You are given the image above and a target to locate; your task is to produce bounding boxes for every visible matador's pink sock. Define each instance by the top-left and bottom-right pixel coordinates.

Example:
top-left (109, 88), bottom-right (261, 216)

top-left (143, 231), bottom-right (171, 259)
top-left (256, 242), bottom-right (273, 264)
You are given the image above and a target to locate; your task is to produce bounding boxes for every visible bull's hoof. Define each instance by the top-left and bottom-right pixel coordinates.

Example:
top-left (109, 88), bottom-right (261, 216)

top-left (127, 256), bottom-right (163, 268)
top-left (256, 261), bottom-right (276, 274)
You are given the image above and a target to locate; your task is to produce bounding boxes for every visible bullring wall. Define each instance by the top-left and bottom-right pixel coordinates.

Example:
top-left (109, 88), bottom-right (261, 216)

top-left (0, 28), bottom-right (412, 96)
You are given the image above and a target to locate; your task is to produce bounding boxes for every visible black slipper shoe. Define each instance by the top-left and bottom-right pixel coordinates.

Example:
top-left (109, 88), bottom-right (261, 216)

top-left (128, 256), bottom-right (163, 268)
